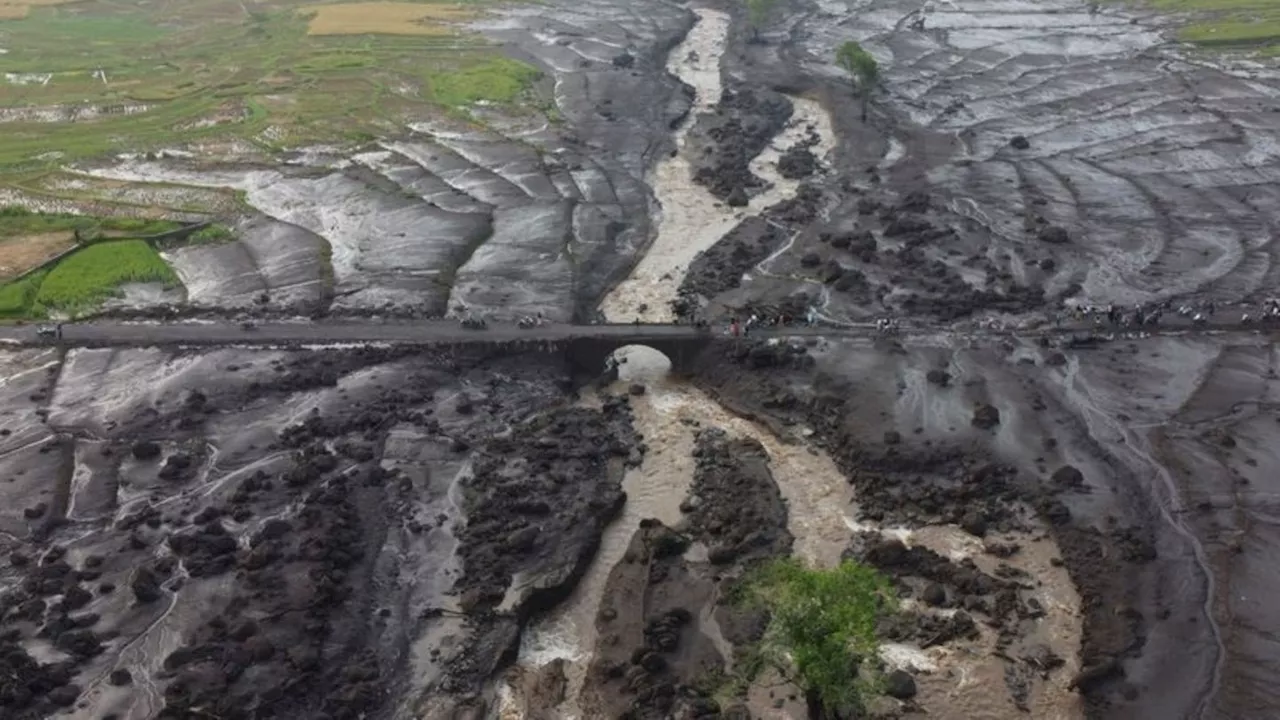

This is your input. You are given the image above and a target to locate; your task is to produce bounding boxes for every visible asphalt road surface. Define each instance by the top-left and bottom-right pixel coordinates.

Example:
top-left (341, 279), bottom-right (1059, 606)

top-left (0, 317), bottom-right (1275, 349)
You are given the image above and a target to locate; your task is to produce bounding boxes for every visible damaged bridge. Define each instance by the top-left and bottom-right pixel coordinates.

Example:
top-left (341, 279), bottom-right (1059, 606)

top-left (0, 319), bottom-right (728, 376)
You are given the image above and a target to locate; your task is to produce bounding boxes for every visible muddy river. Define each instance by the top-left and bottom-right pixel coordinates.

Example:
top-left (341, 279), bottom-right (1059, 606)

top-left (506, 8), bottom-right (1082, 719)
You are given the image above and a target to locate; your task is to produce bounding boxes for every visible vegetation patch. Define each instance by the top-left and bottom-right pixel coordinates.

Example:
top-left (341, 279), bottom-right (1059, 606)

top-left (0, 0), bottom-right (547, 177)
top-left (303, 2), bottom-right (477, 36)
top-left (0, 206), bottom-right (183, 279)
top-left (426, 57), bottom-right (542, 107)
top-left (1132, 0), bottom-right (1280, 51)
top-left (737, 557), bottom-right (897, 715)
top-left (0, 269), bottom-right (46, 318)
top-left (34, 239), bottom-right (179, 313)
top-left (0, 0), bottom-right (77, 21)
top-left (0, 209), bottom-right (220, 316)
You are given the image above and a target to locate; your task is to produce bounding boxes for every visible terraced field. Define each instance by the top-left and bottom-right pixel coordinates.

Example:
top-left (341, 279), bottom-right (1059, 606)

top-left (0, 0), bottom-right (547, 176)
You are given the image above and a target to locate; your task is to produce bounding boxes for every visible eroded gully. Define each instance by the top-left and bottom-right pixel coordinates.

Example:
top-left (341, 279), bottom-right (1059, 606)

top-left (504, 6), bottom-right (1083, 720)
top-left (503, 8), bottom-right (851, 718)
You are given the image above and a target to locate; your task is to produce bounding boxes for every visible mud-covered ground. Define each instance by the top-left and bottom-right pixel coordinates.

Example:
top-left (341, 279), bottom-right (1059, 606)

top-left (0, 344), bottom-right (647, 720)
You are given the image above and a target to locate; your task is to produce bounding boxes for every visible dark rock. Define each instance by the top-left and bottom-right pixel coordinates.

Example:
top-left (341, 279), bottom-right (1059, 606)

top-left (1038, 226), bottom-right (1070, 244)
top-left (777, 145), bottom-right (818, 179)
top-left (611, 52), bottom-right (635, 68)
top-left (726, 186), bottom-right (749, 207)
top-left (921, 583), bottom-right (947, 607)
top-left (925, 369), bottom-right (951, 387)
top-left (629, 383), bottom-right (646, 396)
top-left (1010, 135), bottom-right (1031, 150)
top-left (883, 431), bottom-right (901, 445)
top-left (960, 512), bottom-right (988, 538)
top-left (54, 629), bottom-right (102, 658)
top-left (48, 684), bottom-right (80, 707)
top-left (884, 669), bottom-right (917, 699)
top-left (109, 668), bottom-right (133, 686)
top-left (1071, 657), bottom-right (1124, 692)
top-left (1051, 465), bottom-right (1085, 488)
top-left (22, 502), bottom-right (47, 519)
top-left (971, 404), bottom-right (1000, 429)
top-left (130, 566), bottom-right (163, 604)
top-left (131, 441), bottom-right (161, 460)
top-left (800, 252), bottom-right (822, 268)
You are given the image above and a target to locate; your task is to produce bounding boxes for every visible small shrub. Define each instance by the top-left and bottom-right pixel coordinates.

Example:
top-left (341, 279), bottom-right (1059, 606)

top-left (0, 270), bottom-right (47, 318)
top-left (740, 557), bottom-right (897, 714)
top-left (187, 225), bottom-right (236, 245)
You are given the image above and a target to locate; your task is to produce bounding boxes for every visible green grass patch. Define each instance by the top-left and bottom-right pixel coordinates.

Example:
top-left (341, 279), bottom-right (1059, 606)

top-left (425, 56), bottom-right (542, 107)
top-left (0, 0), bottom-right (551, 177)
top-left (34, 239), bottom-right (179, 313)
top-left (0, 206), bottom-right (181, 240)
top-left (0, 269), bottom-right (46, 318)
top-left (738, 558), bottom-right (897, 715)
top-left (1179, 18), bottom-right (1280, 47)
top-left (187, 225), bottom-right (236, 244)
top-left (1127, 0), bottom-right (1280, 51)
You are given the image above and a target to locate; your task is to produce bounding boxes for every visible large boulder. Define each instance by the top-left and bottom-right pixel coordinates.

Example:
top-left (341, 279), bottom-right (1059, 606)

top-left (971, 404), bottom-right (1000, 430)
top-left (884, 669), bottom-right (918, 699)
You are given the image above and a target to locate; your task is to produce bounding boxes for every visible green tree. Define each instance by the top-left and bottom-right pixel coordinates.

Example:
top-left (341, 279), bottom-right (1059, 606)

top-left (745, 0), bottom-right (776, 42)
top-left (741, 558), bottom-right (896, 718)
top-left (835, 41), bottom-right (879, 122)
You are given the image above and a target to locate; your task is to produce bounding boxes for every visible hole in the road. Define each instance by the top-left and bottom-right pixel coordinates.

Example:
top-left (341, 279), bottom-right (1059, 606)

top-left (610, 345), bottom-right (671, 381)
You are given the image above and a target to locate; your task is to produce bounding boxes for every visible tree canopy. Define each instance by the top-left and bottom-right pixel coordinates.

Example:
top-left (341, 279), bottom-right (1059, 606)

top-left (741, 557), bottom-right (897, 713)
top-left (745, 0), bottom-right (776, 36)
top-left (835, 41), bottom-right (879, 90)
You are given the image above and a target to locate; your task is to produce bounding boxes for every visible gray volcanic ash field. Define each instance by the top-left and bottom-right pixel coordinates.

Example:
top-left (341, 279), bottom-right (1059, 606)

top-left (3, 0), bottom-right (1280, 719)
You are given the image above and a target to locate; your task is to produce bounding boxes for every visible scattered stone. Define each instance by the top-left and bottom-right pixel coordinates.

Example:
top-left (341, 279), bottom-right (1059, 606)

top-left (1038, 226), bottom-right (1070, 244)
top-left (1051, 465), bottom-right (1085, 488)
top-left (130, 566), bottom-right (163, 604)
top-left (921, 582), bottom-right (947, 607)
top-left (883, 669), bottom-right (918, 699)
top-left (960, 512), bottom-right (988, 538)
top-left (925, 369), bottom-right (951, 387)
top-left (971, 404), bottom-right (1000, 429)
top-left (131, 441), bottom-right (161, 460)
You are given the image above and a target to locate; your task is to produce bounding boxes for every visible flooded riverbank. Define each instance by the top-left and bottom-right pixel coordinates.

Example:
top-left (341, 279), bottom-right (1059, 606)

top-left (598, 7), bottom-right (837, 324)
